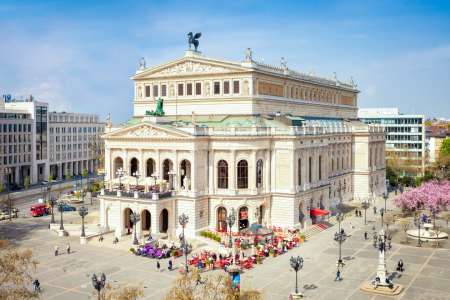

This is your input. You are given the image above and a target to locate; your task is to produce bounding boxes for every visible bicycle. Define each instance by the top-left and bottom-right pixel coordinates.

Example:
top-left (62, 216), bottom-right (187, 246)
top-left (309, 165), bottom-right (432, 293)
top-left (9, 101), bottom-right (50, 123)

top-left (35, 286), bottom-right (43, 293)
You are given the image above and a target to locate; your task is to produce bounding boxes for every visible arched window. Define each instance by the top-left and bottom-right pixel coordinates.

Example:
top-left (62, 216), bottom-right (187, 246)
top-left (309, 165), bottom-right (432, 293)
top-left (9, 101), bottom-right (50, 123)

top-left (347, 157), bottom-right (349, 169)
top-left (237, 160), bottom-right (248, 189)
top-left (256, 159), bottom-right (263, 188)
top-left (342, 157), bottom-right (344, 169)
top-left (319, 156), bottom-right (322, 180)
top-left (309, 157), bottom-right (312, 183)
top-left (370, 150), bottom-right (372, 167)
top-left (332, 159), bottom-right (334, 171)
top-left (218, 160), bottom-right (228, 189)
top-left (298, 158), bottom-right (302, 185)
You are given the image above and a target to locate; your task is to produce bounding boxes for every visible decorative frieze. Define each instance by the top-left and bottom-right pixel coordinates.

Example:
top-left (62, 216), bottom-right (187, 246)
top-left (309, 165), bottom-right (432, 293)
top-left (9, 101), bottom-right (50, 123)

top-left (258, 82), bottom-right (284, 97)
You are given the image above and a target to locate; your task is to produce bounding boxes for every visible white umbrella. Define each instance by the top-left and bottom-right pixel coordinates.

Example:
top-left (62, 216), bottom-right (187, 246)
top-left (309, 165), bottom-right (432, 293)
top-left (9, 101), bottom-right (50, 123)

top-left (240, 250), bottom-right (244, 262)
top-left (251, 245), bottom-right (255, 256)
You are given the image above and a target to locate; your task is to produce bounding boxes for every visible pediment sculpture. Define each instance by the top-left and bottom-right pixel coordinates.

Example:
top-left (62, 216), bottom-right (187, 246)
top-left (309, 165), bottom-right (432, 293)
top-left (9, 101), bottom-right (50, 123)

top-left (153, 61), bottom-right (232, 76)
top-left (126, 125), bottom-right (169, 137)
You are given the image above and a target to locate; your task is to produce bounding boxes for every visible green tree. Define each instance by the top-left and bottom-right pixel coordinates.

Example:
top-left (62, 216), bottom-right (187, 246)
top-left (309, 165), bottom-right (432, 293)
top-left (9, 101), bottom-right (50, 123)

top-left (440, 138), bottom-right (450, 156)
top-left (23, 177), bottom-right (30, 189)
top-left (47, 173), bottom-right (53, 183)
top-left (66, 171), bottom-right (71, 181)
top-left (82, 168), bottom-right (87, 178)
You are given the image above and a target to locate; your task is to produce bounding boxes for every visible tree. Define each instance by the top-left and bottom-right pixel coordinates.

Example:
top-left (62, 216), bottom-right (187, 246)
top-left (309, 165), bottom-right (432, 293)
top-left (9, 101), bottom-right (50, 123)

top-left (82, 168), bottom-right (87, 178)
top-left (88, 137), bottom-right (105, 170)
top-left (441, 211), bottom-right (450, 233)
top-left (0, 193), bottom-right (17, 221)
top-left (440, 138), bottom-right (450, 157)
top-left (92, 281), bottom-right (145, 300)
top-left (390, 214), bottom-right (398, 231)
top-left (433, 225), bottom-right (444, 248)
top-left (66, 171), bottom-right (71, 181)
top-left (383, 213), bottom-right (393, 232)
top-left (47, 173), bottom-right (53, 183)
top-left (24, 177), bottom-right (30, 189)
top-left (163, 268), bottom-right (265, 300)
top-left (74, 191), bottom-right (81, 202)
top-left (0, 238), bottom-right (40, 299)
top-left (398, 219), bottom-right (412, 243)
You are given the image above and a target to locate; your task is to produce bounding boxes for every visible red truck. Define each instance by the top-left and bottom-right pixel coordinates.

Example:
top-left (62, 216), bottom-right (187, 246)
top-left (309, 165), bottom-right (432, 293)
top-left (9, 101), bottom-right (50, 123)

top-left (30, 205), bottom-right (51, 217)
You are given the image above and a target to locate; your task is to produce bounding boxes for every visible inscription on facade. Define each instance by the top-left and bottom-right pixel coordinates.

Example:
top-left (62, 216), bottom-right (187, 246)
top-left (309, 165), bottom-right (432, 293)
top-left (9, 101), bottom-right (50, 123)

top-left (341, 96), bottom-right (353, 106)
top-left (258, 82), bottom-right (284, 97)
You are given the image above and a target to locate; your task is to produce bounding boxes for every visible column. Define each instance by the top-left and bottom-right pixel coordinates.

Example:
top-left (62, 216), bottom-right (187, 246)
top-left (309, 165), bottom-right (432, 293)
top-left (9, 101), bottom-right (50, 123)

top-left (155, 149), bottom-right (160, 180)
top-left (208, 150), bottom-right (214, 194)
top-left (122, 148), bottom-right (128, 175)
top-left (138, 150), bottom-right (144, 175)
top-left (251, 149), bottom-right (257, 194)
top-left (190, 150), bottom-right (196, 195)
top-left (291, 149), bottom-right (296, 192)
top-left (265, 149), bottom-right (271, 193)
top-left (229, 150), bottom-right (236, 192)
top-left (173, 150), bottom-right (178, 193)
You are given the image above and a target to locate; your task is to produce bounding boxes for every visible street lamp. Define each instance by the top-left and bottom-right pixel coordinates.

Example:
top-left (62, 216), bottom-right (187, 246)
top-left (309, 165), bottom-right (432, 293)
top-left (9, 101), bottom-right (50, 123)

top-left (58, 200), bottom-right (65, 231)
top-left (116, 167), bottom-right (124, 191)
top-left (151, 172), bottom-right (159, 192)
top-left (81, 189), bottom-right (87, 203)
top-left (178, 213), bottom-right (189, 242)
top-left (373, 228), bottom-right (392, 285)
top-left (168, 169), bottom-right (176, 191)
top-left (57, 162), bottom-right (62, 190)
top-left (130, 212), bottom-right (140, 246)
top-left (334, 231), bottom-right (347, 261)
top-left (88, 179), bottom-right (95, 205)
top-left (226, 208), bottom-right (236, 249)
top-left (180, 239), bottom-right (193, 275)
top-left (99, 169), bottom-right (107, 192)
top-left (289, 256), bottom-right (304, 297)
top-left (414, 217), bottom-right (424, 247)
top-left (48, 196), bottom-right (57, 224)
top-left (133, 171), bottom-right (141, 191)
top-left (336, 212), bottom-right (344, 233)
top-left (380, 208), bottom-right (385, 228)
top-left (92, 273), bottom-right (106, 300)
top-left (382, 192), bottom-right (389, 212)
top-left (78, 204), bottom-right (88, 237)
top-left (361, 200), bottom-right (370, 225)
top-left (4, 168), bottom-right (11, 221)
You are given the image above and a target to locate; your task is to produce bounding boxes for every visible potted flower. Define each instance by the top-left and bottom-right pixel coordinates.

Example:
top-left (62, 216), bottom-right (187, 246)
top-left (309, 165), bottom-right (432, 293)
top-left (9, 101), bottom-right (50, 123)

top-left (256, 246), bottom-right (261, 252)
top-left (130, 248), bottom-right (135, 254)
top-left (300, 235), bottom-right (306, 242)
top-left (269, 250), bottom-right (275, 258)
top-left (201, 231), bottom-right (207, 238)
top-left (240, 243), bottom-right (246, 250)
top-left (207, 232), bottom-right (212, 239)
top-left (283, 243), bottom-right (288, 250)
top-left (256, 257), bottom-right (261, 265)
top-left (172, 250), bottom-right (178, 257)
top-left (205, 260), bottom-right (211, 270)
top-left (216, 236), bottom-right (221, 244)
top-left (296, 228), bottom-right (300, 233)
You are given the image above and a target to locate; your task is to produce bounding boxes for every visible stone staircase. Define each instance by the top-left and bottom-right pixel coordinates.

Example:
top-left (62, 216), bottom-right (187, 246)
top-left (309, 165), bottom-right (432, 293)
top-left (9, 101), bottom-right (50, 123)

top-left (299, 216), bottom-right (339, 239)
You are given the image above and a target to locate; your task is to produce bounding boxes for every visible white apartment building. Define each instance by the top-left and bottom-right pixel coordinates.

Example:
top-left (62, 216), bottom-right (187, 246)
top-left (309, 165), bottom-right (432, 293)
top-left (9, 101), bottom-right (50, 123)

top-left (0, 95), bottom-right (50, 185)
top-left (49, 112), bottom-right (105, 179)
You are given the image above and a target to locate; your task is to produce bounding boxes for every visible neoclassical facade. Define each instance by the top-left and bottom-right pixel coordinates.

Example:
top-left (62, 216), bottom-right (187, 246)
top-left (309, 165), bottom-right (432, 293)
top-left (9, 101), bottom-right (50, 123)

top-left (98, 49), bottom-right (387, 240)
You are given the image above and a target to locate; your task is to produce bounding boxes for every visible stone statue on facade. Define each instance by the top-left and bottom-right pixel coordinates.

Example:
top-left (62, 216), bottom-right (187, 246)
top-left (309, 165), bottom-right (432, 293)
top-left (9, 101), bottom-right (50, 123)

top-left (187, 32), bottom-right (201, 51)
top-left (138, 87), bottom-right (143, 99)
top-left (309, 69), bottom-right (315, 76)
top-left (332, 72), bottom-right (337, 81)
top-left (106, 113), bottom-right (112, 127)
top-left (191, 111), bottom-right (196, 127)
top-left (350, 77), bottom-right (355, 85)
top-left (183, 176), bottom-right (189, 190)
top-left (139, 58), bottom-right (146, 69)
top-left (145, 98), bottom-right (165, 116)
top-left (280, 57), bottom-right (287, 69)
top-left (244, 81), bottom-right (250, 96)
top-left (244, 48), bottom-right (253, 61)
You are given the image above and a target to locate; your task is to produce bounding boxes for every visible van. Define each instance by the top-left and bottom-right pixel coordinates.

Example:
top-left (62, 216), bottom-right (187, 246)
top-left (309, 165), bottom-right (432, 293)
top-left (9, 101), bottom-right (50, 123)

top-left (30, 205), bottom-right (49, 217)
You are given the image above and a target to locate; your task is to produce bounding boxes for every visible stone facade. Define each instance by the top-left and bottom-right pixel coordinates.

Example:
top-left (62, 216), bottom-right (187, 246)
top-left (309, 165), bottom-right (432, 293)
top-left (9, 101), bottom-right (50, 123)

top-left (98, 50), bottom-right (387, 240)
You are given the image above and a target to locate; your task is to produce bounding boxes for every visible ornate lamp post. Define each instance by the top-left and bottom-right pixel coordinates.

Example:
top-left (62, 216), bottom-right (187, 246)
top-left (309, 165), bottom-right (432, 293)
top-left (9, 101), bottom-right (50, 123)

top-left (178, 213), bottom-right (192, 275)
top-left (130, 212), bottom-right (140, 246)
top-left (380, 208), bottom-right (385, 228)
top-left (78, 204), bottom-right (89, 237)
top-left (361, 200), bottom-right (370, 225)
top-left (168, 169), bottom-right (176, 192)
top-left (178, 213), bottom-right (189, 242)
top-left (289, 256), bottom-right (304, 297)
top-left (81, 190), bottom-right (87, 204)
top-left (180, 239), bottom-right (193, 275)
top-left (334, 230), bottom-right (347, 261)
top-left (99, 169), bottom-right (107, 194)
top-left (116, 167), bottom-right (124, 191)
top-left (336, 212), bottom-right (344, 233)
top-left (413, 217), bottom-right (424, 247)
top-left (57, 162), bottom-right (62, 190)
top-left (382, 192), bottom-right (389, 212)
top-left (48, 196), bottom-right (57, 224)
top-left (226, 208), bottom-right (236, 249)
top-left (373, 228), bottom-right (392, 285)
top-left (133, 171), bottom-right (141, 189)
top-left (92, 273), bottom-right (106, 300)
top-left (58, 200), bottom-right (65, 230)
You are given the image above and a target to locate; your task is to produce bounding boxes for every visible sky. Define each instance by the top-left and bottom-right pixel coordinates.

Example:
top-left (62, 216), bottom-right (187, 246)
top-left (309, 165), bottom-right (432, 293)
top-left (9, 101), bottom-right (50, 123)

top-left (1, 0), bottom-right (450, 124)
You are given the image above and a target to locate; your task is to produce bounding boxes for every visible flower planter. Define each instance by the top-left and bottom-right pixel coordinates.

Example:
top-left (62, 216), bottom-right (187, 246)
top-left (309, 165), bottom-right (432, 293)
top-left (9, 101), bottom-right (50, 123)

top-left (300, 238), bottom-right (305, 243)
top-left (257, 261), bottom-right (260, 265)
top-left (270, 253), bottom-right (275, 258)
top-left (206, 264), bottom-right (210, 270)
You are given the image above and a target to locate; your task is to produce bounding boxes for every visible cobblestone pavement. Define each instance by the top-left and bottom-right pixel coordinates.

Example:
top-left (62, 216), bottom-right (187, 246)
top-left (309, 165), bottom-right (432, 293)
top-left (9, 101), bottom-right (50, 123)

top-left (2, 192), bottom-right (450, 299)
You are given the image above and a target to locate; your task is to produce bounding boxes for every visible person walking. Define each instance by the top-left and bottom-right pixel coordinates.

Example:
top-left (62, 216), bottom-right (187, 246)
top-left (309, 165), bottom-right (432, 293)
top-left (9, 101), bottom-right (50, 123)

top-left (128, 226), bottom-right (131, 235)
top-left (156, 261), bottom-right (161, 273)
top-left (398, 260), bottom-right (404, 272)
top-left (359, 211), bottom-right (362, 217)
top-left (355, 209), bottom-right (358, 217)
top-left (372, 226), bottom-right (376, 234)
top-left (335, 268), bottom-right (341, 282)
top-left (197, 260), bottom-right (202, 270)
top-left (373, 207), bottom-right (377, 214)
top-left (168, 259), bottom-right (173, 271)
top-left (67, 243), bottom-right (70, 254)
top-left (179, 263), bottom-right (184, 274)
top-left (55, 245), bottom-right (59, 256)
top-left (195, 273), bottom-right (202, 285)
top-left (350, 220), bottom-right (353, 229)
top-left (364, 231), bottom-right (368, 240)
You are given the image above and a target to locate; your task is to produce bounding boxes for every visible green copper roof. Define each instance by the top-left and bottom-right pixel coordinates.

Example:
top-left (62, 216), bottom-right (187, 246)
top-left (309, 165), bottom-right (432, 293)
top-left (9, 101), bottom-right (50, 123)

top-left (119, 117), bottom-right (143, 127)
top-left (169, 115), bottom-right (286, 128)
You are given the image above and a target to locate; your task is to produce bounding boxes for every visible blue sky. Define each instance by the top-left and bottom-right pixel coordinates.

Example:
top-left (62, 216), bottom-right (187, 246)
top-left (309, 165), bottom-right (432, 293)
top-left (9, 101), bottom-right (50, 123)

top-left (1, 0), bottom-right (450, 124)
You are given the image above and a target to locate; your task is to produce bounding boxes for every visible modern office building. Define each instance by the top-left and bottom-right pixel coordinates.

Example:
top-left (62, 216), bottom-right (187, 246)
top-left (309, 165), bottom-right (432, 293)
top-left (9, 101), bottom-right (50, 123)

top-left (358, 108), bottom-right (425, 175)
top-left (49, 112), bottom-right (105, 179)
top-left (0, 95), bottom-right (50, 185)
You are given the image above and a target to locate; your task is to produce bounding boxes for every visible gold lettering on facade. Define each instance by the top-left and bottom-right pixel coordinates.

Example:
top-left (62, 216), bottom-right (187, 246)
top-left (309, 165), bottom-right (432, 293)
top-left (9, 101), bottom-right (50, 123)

top-left (341, 96), bottom-right (353, 106)
top-left (258, 82), bottom-right (284, 97)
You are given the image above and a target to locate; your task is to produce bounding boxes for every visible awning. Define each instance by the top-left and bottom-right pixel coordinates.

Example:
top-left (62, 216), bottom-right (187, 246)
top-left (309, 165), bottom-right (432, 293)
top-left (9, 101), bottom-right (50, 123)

top-left (310, 208), bottom-right (329, 216)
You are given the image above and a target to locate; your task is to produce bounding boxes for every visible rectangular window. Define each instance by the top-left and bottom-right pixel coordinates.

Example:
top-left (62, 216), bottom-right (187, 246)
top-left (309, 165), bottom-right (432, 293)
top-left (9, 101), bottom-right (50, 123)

top-left (187, 83), bottom-right (193, 96)
top-left (153, 85), bottom-right (158, 97)
top-left (161, 85), bottom-right (167, 96)
top-left (224, 81), bottom-right (230, 94)
top-left (233, 81), bottom-right (240, 93)
top-left (178, 83), bottom-right (184, 96)
top-left (214, 82), bottom-right (220, 94)
top-left (18, 124), bottom-right (22, 132)
top-left (196, 83), bottom-right (201, 95)
top-left (13, 124), bottom-right (17, 132)
top-left (145, 85), bottom-right (150, 97)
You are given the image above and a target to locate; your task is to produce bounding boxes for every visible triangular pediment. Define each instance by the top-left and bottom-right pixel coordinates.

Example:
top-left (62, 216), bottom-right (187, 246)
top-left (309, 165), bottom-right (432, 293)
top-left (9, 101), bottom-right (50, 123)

top-left (104, 123), bottom-right (192, 139)
top-left (131, 57), bottom-right (248, 79)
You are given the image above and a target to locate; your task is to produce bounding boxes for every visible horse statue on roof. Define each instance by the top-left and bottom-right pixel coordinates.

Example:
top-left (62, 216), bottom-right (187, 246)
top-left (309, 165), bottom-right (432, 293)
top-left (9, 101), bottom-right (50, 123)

top-left (187, 32), bottom-right (201, 51)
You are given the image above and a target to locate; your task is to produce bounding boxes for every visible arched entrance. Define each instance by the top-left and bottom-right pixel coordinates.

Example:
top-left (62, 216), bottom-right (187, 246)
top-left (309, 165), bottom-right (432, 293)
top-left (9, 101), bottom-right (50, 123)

top-left (113, 157), bottom-right (123, 178)
top-left (258, 205), bottom-right (265, 224)
top-left (146, 158), bottom-right (155, 177)
top-left (163, 159), bottom-right (173, 181)
top-left (130, 158), bottom-right (138, 175)
top-left (141, 209), bottom-right (151, 235)
top-left (239, 207), bottom-right (249, 230)
top-left (217, 206), bottom-right (227, 231)
top-left (159, 209), bottom-right (169, 232)
top-left (180, 160), bottom-right (191, 189)
top-left (299, 202), bottom-right (305, 229)
top-left (123, 208), bottom-right (134, 233)
top-left (309, 199), bottom-right (316, 224)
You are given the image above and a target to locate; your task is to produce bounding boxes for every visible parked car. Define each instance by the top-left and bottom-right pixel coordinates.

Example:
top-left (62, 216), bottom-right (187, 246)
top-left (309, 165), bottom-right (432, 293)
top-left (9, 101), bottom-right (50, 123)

top-left (0, 212), bottom-right (16, 220)
top-left (58, 205), bottom-right (76, 212)
top-left (9, 183), bottom-right (21, 191)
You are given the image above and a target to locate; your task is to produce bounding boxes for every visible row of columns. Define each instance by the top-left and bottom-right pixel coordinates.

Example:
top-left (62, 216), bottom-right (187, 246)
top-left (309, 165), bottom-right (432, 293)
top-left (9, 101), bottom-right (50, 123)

top-left (286, 84), bottom-right (346, 105)
top-left (51, 159), bottom-right (94, 178)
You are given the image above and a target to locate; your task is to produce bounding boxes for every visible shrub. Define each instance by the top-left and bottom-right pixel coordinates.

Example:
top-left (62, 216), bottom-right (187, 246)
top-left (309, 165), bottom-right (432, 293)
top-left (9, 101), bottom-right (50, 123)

top-left (216, 236), bottom-right (221, 243)
top-left (172, 250), bottom-right (178, 257)
top-left (240, 243), bottom-right (245, 248)
top-left (269, 250), bottom-right (275, 254)
top-left (66, 171), bottom-right (71, 181)
top-left (300, 235), bottom-right (306, 239)
top-left (205, 260), bottom-right (211, 265)
top-left (283, 243), bottom-right (288, 248)
top-left (296, 228), bottom-right (300, 232)
top-left (24, 177), bottom-right (30, 189)
top-left (207, 232), bottom-right (212, 238)
top-left (130, 248), bottom-right (135, 252)
top-left (82, 168), bottom-right (87, 178)
top-left (200, 231), bottom-right (206, 237)
top-left (256, 257), bottom-right (261, 262)
top-left (256, 246), bottom-right (261, 250)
